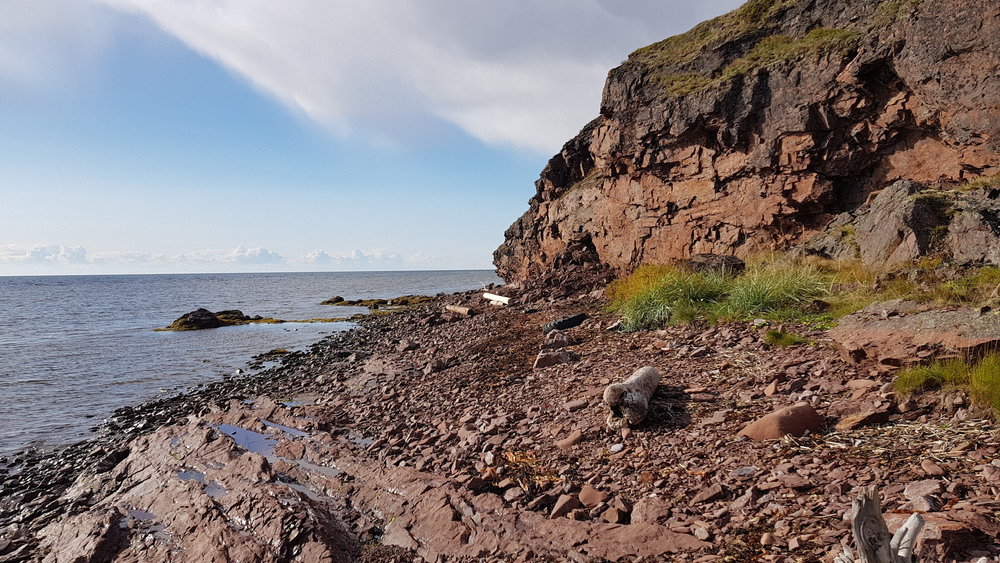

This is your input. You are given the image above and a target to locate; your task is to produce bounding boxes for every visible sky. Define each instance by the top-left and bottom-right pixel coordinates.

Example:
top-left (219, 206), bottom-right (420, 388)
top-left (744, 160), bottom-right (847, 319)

top-left (0, 0), bottom-right (746, 275)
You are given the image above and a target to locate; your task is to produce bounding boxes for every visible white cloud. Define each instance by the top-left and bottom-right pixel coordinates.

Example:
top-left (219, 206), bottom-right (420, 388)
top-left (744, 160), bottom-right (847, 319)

top-left (176, 245), bottom-right (285, 265)
top-left (0, 244), bottom-right (88, 264)
top-left (0, 244), bottom-right (443, 272)
top-left (0, 0), bottom-right (115, 90)
top-left (90, 0), bottom-right (746, 153)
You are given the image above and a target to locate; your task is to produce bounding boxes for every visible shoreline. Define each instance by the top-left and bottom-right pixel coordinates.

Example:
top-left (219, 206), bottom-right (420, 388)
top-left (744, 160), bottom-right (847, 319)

top-left (2, 286), bottom-right (999, 561)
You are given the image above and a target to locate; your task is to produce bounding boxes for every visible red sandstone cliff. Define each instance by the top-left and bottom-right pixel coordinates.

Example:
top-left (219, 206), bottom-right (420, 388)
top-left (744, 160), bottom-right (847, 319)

top-left (495, 0), bottom-right (1000, 284)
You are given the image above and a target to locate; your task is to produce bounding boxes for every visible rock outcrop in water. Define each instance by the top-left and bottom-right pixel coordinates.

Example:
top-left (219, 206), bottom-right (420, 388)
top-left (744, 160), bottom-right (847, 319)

top-left (495, 0), bottom-right (1000, 284)
top-left (160, 309), bottom-right (278, 331)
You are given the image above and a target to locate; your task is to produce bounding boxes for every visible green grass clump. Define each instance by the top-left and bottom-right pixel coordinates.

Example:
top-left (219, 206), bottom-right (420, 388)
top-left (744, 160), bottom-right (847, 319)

top-left (895, 359), bottom-right (971, 396)
top-left (895, 353), bottom-right (1000, 416)
top-left (926, 267), bottom-right (1000, 305)
top-left (722, 28), bottom-right (861, 80)
top-left (765, 330), bottom-right (811, 346)
top-left (870, 0), bottom-right (927, 29)
top-left (608, 258), bottom-right (828, 331)
top-left (960, 173), bottom-right (1000, 192)
top-left (607, 265), bottom-right (729, 331)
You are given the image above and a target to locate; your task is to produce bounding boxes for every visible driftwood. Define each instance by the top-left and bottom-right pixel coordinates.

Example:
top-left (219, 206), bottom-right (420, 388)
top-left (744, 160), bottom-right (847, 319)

top-left (445, 305), bottom-right (473, 316)
top-left (834, 486), bottom-right (924, 563)
top-left (483, 293), bottom-right (514, 306)
top-left (603, 366), bottom-right (659, 430)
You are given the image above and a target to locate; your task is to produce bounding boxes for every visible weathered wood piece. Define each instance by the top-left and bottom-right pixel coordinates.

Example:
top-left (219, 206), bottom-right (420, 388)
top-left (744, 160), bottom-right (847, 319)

top-left (483, 293), bottom-right (514, 306)
top-left (543, 313), bottom-right (588, 334)
top-left (603, 366), bottom-right (659, 430)
top-left (834, 486), bottom-right (924, 563)
top-left (445, 305), bottom-right (473, 316)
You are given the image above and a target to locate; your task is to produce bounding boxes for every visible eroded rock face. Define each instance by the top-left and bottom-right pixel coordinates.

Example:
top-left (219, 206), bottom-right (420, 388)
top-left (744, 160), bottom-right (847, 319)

top-left (495, 0), bottom-right (1000, 284)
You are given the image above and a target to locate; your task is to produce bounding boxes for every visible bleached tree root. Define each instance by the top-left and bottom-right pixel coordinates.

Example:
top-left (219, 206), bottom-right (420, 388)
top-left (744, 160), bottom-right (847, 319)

top-left (834, 486), bottom-right (924, 563)
top-left (603, 366), bottom-right (659, 430)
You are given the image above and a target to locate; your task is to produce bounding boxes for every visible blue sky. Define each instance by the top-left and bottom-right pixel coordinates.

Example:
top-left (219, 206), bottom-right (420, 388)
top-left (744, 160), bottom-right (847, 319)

top-left (0, 0), bottom-right (745, 275)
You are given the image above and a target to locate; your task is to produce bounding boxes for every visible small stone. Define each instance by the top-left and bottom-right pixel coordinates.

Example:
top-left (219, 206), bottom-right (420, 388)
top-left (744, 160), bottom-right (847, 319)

top-left (693, 526), bottom-right (711, 541)
top-left (920, 459), bottom-right (945, 476)
top-left (609, 443), bottom-right (625, 453)
top-left (903, 479), bottom-right (942, 500)
top-left (554, 429), bottom-right (583, 450)
top-left (760, 532), bottom-right (776, 546)
top-left (738, 402), bottom-right (824, 440)
top-left (620, 427), bottom-right (633, 441)
top-left (550, 494), bottom-right (581, 519)
top-left (691, 483), bottom-right (725, 504)
top-left (564, 398), bottom-right (588, 412)
top-left (601, 506), bottom-right (626, 524)
top-left (764, 380), bottom-right (779, 396)
top-left (579, 485), bottom-right (610, 508)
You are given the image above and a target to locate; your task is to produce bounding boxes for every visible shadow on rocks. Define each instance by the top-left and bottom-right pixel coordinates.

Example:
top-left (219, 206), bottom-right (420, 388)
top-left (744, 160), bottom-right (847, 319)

top-left (642, 385), bottom-right (692, 432)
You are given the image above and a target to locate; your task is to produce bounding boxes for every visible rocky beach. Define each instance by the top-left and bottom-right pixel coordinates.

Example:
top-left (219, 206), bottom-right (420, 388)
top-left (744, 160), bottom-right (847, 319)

top-left (6, 0), bottom-right (1000, 560)
top-left (2, 280), bottom-right (999, 562)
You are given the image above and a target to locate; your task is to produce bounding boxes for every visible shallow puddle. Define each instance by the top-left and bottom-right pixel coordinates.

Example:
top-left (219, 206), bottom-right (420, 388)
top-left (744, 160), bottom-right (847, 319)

top-left (262, 420), bottom-right (309, 438)
top-left (216, 424), bottom-right (277, 457)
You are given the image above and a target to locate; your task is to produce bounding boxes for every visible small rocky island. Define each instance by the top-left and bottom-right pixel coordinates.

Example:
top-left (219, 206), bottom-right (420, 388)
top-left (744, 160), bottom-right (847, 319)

top-left (158, 308), bottom-right (283, 331)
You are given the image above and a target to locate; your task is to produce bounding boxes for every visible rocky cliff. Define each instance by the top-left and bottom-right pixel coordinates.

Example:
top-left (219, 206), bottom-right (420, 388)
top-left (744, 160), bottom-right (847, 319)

top-left (495, 0), bottom-right (1000, 284)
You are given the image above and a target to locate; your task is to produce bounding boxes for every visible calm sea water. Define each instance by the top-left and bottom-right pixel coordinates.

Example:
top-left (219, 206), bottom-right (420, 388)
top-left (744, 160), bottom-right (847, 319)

top-left (0, 270), bottom-right (500, 457)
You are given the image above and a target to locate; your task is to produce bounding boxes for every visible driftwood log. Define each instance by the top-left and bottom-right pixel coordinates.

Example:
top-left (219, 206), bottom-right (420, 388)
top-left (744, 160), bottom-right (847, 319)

top-left (603, 366), bottom-right (659, 430)
top-left (483, 293), bottom-right (513, 306)
top-left (834, 486), bottom-right (924, 563)
top-left (445, 305), bottom-right (473, 316)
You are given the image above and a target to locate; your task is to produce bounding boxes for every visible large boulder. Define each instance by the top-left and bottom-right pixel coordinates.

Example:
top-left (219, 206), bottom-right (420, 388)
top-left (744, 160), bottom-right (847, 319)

top-left (854, 181), bottom-right (944, 267)
top-left (829, 300), bottom-right (1000, 365)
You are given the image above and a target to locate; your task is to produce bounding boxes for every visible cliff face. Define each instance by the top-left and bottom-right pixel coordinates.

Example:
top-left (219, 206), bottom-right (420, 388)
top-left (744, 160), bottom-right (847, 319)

top-left (495, 0), bottom-right (1000, 284)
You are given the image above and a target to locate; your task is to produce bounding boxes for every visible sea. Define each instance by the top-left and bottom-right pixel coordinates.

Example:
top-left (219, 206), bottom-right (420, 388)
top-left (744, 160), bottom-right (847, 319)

top-left (0, 270), bottom-right (501, 458)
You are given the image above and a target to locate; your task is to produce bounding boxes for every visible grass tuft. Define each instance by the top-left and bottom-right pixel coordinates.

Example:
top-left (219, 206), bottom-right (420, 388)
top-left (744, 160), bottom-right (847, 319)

top-left (765, 330), bottom-right (811, 346)
top-left (895, 353), bottom-right (1000, 416)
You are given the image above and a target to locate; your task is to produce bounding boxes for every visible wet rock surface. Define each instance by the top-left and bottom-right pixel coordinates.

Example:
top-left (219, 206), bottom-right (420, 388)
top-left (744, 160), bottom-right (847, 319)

top-left (3, 288), bottom-right (1000, 562)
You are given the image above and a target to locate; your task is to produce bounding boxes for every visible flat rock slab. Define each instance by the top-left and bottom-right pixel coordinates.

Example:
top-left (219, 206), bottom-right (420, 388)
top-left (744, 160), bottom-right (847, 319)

top-left (829, 300), bottom-right (1000, 365)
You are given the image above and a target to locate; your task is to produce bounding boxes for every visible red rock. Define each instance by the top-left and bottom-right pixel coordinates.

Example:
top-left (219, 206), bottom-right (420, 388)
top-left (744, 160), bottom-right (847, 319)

top-left (830, 302), bottom-right (1000, 365)
top-left (533, 350), bottom-right (578, 369)
top-left (737, 402), bottom-right (824, 441)
top-left (554, 429), bottom-right (583, 450)
top-left (834, 402), bottom-right (892, 431)
top-left (579, 485), bottom-right (609, 508)
top-left (563, 398), bottom-right (588, 412)
top-left (764, 380), bottom-right (779, 396)
top-left (631, 497), bottom-right (672, 524)
top-left (691, 483), bottom-right (725, 504)
top-left (601, 507), bottom-right (627, 524)
top-left (550, 494), bottom-right (581, 519)
top-left (921, 459), bottom-right (945, 476)
top-left (904, 479), bottom-right (943, 500)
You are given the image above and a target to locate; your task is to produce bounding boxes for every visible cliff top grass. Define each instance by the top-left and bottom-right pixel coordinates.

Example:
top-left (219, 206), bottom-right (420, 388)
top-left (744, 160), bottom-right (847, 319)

top-left (627, 0), bottom-right (926, 100)
top-left (628, 0), bottom-right (796, 71)
top-left (608, 255), bottom-right (1000, 332)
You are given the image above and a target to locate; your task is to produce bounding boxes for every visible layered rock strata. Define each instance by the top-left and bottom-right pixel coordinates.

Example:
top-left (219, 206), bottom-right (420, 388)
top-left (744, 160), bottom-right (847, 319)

top-left (496, 0), bottom-right (1000, 284)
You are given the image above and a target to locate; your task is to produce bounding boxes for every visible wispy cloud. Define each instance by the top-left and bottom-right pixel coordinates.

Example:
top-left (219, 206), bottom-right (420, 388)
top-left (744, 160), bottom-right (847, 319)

top-left (0, 244), bottom-right (442, 272)
top-left (87, 0), bottom-right (744, 153)
top-left (0, 0), bottom-right (115, 90)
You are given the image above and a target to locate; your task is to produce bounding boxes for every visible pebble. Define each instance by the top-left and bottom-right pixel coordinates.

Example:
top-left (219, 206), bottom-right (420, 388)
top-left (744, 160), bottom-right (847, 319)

top-left (920, 459), bottom-right (945, 476)
top-left (609, 443), bottom-right (625, 453)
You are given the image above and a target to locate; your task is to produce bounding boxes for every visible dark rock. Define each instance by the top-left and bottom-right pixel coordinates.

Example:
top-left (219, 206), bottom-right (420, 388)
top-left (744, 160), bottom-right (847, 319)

top-left (685, 254), bottom-right (745, 275)
top-left (542, 314), bottom-right (588, 334)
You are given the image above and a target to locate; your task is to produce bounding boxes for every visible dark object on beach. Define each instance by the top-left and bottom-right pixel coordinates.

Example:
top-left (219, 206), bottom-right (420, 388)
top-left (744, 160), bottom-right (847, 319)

top-left (543, 313), bottom-right (588, 334)
top-left (685, 254), bottom-right (746, 275)
top-left (323, 296), bottom-right (345, 304)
